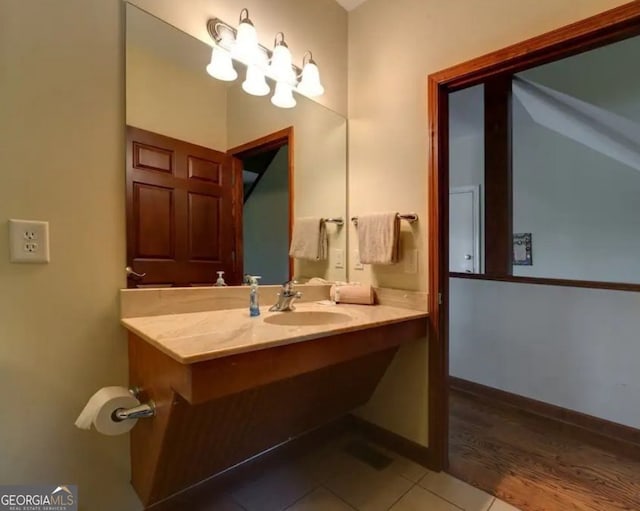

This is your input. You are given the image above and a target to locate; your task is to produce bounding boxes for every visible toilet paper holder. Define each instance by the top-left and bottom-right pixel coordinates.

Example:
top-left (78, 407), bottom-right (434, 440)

top-left (112, 387), bottom-right (156, 422)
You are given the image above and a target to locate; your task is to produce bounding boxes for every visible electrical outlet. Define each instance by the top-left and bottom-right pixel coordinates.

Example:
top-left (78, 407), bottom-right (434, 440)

top-left (354, 250), bottom-right (364, 270)
top-left (333, 248), bottom-right (345, 269)
top-left (9, 219), bottom-right (50, 263)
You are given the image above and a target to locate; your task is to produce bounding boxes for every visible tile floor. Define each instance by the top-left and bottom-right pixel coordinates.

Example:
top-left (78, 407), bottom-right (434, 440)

top-left (201, 434), bottom-right (522, 511)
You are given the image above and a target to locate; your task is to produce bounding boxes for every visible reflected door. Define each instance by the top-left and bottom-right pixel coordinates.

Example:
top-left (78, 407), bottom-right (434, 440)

top-left (126, 127), bottom-right (241, 287)
top-left (449, 186), bottom-right (480, 273)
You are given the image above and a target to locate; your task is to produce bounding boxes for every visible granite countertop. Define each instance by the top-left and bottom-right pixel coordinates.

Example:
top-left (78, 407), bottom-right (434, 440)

top-left (121, 302), bottom-right (428, 364)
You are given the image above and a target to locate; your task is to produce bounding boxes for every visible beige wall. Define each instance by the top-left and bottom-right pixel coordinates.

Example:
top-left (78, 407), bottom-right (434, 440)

top-left (126, 44), bottom-right (228, 150)
top-left (348, 0), bottom-right (630, 444)
top-left (0, 1), bottom-right (346, 510)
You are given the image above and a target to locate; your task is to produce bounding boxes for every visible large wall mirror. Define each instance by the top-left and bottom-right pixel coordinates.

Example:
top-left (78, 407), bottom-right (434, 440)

top-left (448, 33), bottom-right (640, 289)
top-left (125, 4), bottom-right (347, 287)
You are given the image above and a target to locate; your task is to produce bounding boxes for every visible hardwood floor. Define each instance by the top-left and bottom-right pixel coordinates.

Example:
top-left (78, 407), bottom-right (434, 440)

top-left (449, 388), bottom-right (640, 511)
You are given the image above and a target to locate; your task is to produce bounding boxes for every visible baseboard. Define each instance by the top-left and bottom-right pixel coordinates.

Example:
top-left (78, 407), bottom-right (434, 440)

top-left (450, 376), bottom-right (640, 456)
top-left (348, 414), bottom-right (437, 471)
top-left (146, 416), bottom-right (352, 511)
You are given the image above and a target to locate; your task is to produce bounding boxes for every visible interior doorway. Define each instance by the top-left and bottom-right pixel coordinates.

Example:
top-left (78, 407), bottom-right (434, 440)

top-left (229, 127), bottom-right (294, 285)
top-left (428, 4), bottom-right (640, 511)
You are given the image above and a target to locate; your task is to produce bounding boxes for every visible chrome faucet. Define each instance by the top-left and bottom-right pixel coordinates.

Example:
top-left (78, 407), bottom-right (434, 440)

top-left (269, 280), bottom-right (303, 312)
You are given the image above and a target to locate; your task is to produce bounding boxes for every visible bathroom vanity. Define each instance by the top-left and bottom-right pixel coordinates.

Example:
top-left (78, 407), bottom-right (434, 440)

top-left (120, 285), bottom-right (427, 506)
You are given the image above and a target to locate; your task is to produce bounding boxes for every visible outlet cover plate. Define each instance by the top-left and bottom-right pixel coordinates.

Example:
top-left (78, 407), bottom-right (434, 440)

top-left (9, 219), bottom-right (50, 263)
top-left (354, 250), bottom-right (364, 270)
top-left (333, 248), bottom-right (345, 269)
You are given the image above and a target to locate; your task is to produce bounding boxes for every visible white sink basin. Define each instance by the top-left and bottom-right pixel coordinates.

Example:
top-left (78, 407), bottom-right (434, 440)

top-left (263, 310), bottom-right (351, 326)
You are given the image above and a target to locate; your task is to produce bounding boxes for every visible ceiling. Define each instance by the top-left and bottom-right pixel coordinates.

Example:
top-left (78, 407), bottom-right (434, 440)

top-left (334, 0), bottom-right (369, 11)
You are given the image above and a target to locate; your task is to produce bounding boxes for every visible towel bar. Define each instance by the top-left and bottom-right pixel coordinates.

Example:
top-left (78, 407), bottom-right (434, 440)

top-left (351, 213), bottom-right (419, 226)
top-left (323, 217), bottom-right (345, 226)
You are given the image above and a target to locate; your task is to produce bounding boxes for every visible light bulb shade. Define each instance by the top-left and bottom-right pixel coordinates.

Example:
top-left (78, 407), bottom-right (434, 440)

top-left (268, 44), bottom-right (293, 82)
top-left (232, 20), bottom-right (259, 64)
top-left (206, 46), bottom-right (237, 82)
top-left (271, 81), bottom-right (297, 109)
top-left (242, 66), bottom-right (270, 96)
top-left (297, 61), bottom-right (325, 97)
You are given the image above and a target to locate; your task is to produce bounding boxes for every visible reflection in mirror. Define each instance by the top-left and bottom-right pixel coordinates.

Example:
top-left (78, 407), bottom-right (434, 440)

top-left (449, 34), bottom-right (640, 286)
top-left (125, 5), bottom-right (347, 287)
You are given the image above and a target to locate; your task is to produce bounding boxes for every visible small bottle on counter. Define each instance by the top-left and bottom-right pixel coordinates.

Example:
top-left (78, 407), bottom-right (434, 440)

top-left (215, 271), bottom-right (227, 286)
top-left (248, 276), bottom-right (262, 317)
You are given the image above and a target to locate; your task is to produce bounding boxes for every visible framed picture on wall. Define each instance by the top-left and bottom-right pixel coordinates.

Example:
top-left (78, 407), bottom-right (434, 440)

top-left (513, 233), bottom-right (533, 266)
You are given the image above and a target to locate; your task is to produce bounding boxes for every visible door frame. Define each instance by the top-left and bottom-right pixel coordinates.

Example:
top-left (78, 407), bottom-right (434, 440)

top-left (427, 2), bottom-right (640, 471)
top-left (228, 127), bottom-right (295, 280)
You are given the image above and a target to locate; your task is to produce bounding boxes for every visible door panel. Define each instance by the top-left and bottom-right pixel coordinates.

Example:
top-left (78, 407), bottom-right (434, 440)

top-left (188, 156), bottom-right (221, 183)
top-left (188, 193), bottom-right (221, 261)
top-left (126, 126), bottom-right (240, 287)
top-left (134, 183), bottom-right (174, 259)
top-left (133, 143), bottom-right (173, 173)
top-left (449, 186), bottom-right (481, 274)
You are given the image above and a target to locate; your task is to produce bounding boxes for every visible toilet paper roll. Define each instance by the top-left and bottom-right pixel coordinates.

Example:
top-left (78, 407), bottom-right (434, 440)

top-left (75, 386), bottom-right (140, 436)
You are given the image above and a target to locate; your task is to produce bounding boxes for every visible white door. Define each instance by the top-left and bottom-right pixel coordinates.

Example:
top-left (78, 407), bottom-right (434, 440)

top-left (449, 186), bottom-right (480, 273)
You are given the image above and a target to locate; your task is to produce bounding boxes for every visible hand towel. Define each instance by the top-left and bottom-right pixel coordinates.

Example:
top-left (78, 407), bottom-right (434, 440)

top-left (356, 212), bottom-right (400, 264)
top-left (289, 217), bottom-right (328, 261)
top-left (331, 284), bottom-right (375, 305)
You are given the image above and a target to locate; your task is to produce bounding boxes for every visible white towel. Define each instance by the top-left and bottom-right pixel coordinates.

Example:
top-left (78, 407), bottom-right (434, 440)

top-left (289, 217), bottom-right (328, 261)
top-left (356, 212), bottom-right (400, 265)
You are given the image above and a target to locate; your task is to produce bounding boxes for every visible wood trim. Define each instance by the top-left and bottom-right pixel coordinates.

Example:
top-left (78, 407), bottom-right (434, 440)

top-left (428, 2), bottom-right (640, 90)
top-left (450, 376), bottom-right (640, 457)
top-left (428, 1), bottom-right (640, 473)
top-left (449, 272), bottom-right (640, 293)
top-left (227, 127), bottom-right (293, 157)
top-left (427, 74), bottom-right (449, 471)
top-left (228, 127), bottom-right (294, 280)
top-left (231, 156), bottom-right (244, 281)
top-left (349, 415), bottom-right (436, 471)
top-left (147, 416), bottom-right (352, 510)
top-left (484, 76), bottom-right (512, 276)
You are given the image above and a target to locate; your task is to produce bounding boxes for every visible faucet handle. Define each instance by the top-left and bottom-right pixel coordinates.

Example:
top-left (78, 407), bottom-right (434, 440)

top-left (282, 279), bottom-right (298, 293)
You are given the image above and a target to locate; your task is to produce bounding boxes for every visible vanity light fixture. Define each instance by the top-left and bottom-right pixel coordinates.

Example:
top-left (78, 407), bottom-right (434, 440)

top-left (205, 28), bottom-right (237, 82)
top-left (206, 10), bottom-right (324, 108)
top-left (271, 79), bottom-right (297, 109)
top-left (243, 67), bottom-right (270, 96)
top-left (232, 9), bottom-right (259, 64)
top-left (267, 33), bottom-right (293, 82)
top-left (297, 51), bottom-right (325, 98)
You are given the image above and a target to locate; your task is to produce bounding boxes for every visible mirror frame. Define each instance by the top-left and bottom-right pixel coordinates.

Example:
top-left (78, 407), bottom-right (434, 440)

top-left (427, 2), bottom-right (640, 471)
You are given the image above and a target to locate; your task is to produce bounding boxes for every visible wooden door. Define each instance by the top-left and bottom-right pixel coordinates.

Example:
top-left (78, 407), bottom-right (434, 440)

top-left (126, 127), bottom-right (242, 287)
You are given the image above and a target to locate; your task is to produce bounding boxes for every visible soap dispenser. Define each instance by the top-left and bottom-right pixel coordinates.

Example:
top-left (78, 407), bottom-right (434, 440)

top-left (248, 276), bottom-right (262, 317)
top-left (215, 271), bottom-right (227, 287)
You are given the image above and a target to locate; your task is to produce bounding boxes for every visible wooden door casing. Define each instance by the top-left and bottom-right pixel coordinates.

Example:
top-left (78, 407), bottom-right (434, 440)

top-left (126, 127), bottom-right (241, 287)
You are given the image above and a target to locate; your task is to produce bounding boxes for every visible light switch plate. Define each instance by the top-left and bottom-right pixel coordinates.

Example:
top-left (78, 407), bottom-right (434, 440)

top-left (9, 219), bottom-right (50, 263)
top-left (333, 248), bottom-right (345, 269)
top-left (354, 250), bottom-right (364, 270)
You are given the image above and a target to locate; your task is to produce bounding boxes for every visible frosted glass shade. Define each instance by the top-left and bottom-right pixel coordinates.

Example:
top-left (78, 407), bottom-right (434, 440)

top-left (242, 66), bottom-right (270, 96)
top-left (206, 46), bottom-right (237, 82)
top-left (232, 20), bottom-right (259, 64)
top-left (268, 44), bottom-right (293, 82)
top-left (271, 81), bottom-right (296, 109)
top-left (297, 61), bottom-right (324, 97)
